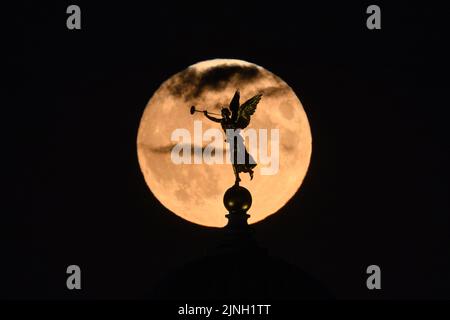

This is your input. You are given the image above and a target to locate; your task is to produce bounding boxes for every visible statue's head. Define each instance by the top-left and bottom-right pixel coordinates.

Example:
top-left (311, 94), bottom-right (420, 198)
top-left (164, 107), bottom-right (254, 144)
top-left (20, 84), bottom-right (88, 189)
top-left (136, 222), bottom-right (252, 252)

top-left (221, 108), bottom-right (231, 118)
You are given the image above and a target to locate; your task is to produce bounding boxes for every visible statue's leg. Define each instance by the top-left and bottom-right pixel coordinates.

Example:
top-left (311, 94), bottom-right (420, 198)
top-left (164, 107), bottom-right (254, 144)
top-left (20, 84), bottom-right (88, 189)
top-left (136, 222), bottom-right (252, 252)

top-left (233, 165), bottom-right (241, 184)
top-left (248, 169), bottom-right (254, 180)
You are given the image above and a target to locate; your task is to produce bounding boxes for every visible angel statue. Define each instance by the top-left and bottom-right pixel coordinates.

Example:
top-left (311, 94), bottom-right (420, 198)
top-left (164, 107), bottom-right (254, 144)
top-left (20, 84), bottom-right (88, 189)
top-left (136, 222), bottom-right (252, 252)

top-left (190, 90), bottom-right (262, 185)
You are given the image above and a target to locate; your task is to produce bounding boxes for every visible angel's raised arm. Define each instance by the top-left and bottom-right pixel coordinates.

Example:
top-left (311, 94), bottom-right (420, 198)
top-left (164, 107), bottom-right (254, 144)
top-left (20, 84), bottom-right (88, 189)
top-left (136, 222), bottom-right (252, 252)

top-left (203, 111), bottom-right (221, 123)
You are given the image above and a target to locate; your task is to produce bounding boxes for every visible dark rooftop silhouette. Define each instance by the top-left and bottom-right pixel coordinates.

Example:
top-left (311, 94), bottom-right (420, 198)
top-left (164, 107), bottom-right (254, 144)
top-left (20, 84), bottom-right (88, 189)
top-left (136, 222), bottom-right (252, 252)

top-left (150, 185), bottom-right (332, 300)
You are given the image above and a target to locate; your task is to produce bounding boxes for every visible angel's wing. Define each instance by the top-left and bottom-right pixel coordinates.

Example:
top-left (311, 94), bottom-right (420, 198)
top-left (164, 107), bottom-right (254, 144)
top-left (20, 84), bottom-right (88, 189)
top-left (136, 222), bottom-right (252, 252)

top-left (235, 93), bottom-right (262, 129)
top-left (229, 89), bottom-right (240, 122)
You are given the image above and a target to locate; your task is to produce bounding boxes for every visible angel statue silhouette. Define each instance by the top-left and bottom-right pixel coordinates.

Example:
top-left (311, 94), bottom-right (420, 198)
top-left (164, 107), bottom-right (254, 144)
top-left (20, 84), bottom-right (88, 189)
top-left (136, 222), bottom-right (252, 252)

top-left (190, 90), bottom-right (262, 185)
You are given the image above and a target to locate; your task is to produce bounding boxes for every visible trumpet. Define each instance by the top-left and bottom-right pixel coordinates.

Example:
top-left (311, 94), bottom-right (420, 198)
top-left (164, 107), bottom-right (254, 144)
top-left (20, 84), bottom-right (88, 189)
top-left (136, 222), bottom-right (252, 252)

top-left (190, 106), bottom-right (221, 116)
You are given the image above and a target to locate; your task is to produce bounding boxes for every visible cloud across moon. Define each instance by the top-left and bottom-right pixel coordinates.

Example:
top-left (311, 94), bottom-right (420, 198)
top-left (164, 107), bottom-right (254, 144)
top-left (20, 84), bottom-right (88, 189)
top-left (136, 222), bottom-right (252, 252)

top-left (137, 59), bottom-right (312, 227)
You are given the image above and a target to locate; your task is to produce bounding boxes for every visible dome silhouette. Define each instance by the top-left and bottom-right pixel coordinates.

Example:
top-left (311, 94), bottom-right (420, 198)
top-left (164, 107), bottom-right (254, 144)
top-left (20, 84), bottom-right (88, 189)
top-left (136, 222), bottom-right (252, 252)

top-left (149, 185), bottom-right (332, 300)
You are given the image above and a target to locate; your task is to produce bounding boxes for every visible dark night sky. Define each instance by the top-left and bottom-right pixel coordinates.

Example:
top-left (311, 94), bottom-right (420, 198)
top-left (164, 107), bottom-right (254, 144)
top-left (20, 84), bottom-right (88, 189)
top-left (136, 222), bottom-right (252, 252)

top-left (7, 1), bottom-right (449, 299)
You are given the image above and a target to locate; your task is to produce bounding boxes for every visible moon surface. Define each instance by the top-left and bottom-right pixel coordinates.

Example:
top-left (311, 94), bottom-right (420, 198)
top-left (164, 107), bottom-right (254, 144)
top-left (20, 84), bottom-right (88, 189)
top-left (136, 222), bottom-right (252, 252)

top-left (137, 59), bottom-right (312, 227)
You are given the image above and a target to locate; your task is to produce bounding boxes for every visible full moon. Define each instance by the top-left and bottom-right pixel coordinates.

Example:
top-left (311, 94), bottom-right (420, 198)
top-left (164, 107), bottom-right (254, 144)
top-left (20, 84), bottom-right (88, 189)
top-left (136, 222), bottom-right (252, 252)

top-left (137, 59), bottom-right (312, 227)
